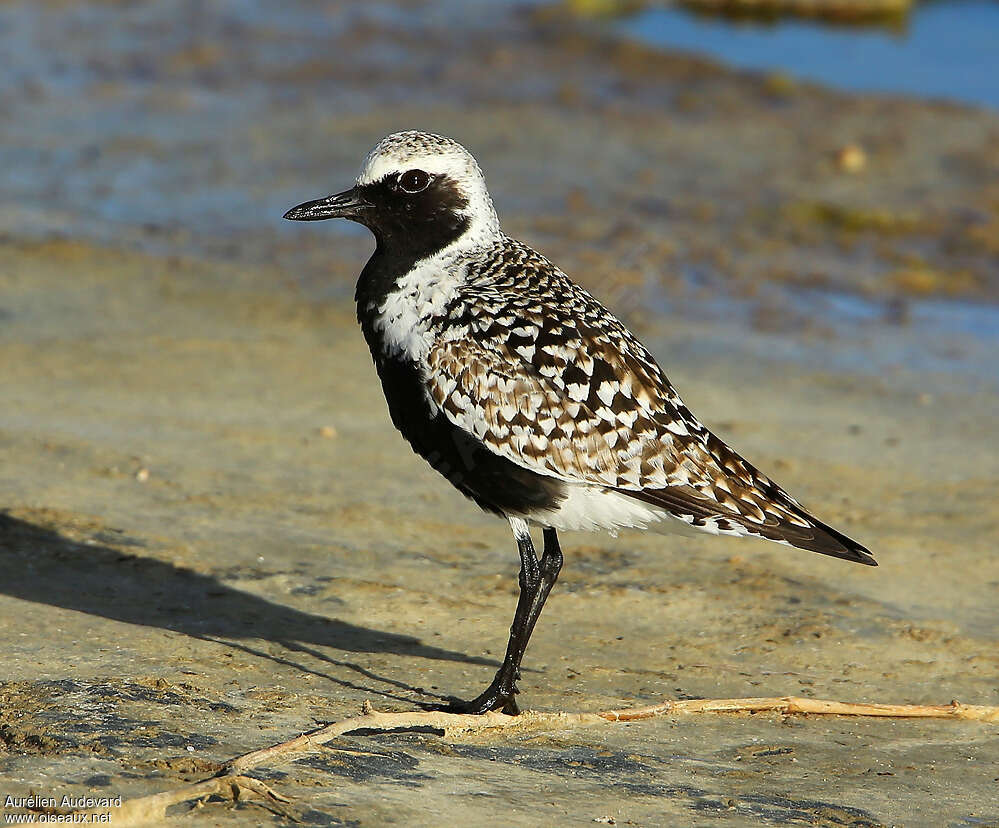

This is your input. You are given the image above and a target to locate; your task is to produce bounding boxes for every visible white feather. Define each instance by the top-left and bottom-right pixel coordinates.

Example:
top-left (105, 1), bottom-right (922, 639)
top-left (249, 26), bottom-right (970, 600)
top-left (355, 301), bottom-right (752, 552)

top-left (515, 484), bottom-right (753, 540)
top-left (371, 257), bottom-right (464, 362)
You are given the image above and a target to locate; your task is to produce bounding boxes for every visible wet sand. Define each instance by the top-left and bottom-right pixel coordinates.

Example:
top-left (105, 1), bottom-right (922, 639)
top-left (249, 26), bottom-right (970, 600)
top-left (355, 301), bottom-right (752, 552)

top-left (2, 2), bottom-right (998, 825)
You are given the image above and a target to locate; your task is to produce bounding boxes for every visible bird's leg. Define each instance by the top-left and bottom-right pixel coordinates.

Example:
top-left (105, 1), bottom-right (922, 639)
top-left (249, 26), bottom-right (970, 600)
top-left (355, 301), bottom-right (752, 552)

top-left (443, 526), bottom-right (563, 715)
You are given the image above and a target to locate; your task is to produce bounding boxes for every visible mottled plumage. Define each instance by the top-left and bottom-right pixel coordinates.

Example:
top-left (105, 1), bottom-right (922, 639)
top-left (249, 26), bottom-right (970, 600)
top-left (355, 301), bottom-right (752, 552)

top-left (422, 236), bottom-right (869, 557)
top-left (284, 130), bottom-right (875, 714)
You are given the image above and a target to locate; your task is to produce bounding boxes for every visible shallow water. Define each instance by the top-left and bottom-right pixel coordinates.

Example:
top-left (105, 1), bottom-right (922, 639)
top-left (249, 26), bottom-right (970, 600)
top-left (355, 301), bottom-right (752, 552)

top-left (1, 0), bottom-right (997, 384)
top-left (649, 280), bottom-right (999, 393)
top-left (622, 0), bottom-right (999, 110)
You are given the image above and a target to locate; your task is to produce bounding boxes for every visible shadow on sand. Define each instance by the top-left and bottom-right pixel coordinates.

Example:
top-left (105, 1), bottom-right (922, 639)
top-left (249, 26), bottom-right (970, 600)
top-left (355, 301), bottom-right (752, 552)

top-left (0, 512), bottom-right (495, 703)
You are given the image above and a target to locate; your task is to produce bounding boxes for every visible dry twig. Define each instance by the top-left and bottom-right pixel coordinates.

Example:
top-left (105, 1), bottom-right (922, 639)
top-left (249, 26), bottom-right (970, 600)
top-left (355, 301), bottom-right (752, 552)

top-left (74, 696), bottom-right (999, 826)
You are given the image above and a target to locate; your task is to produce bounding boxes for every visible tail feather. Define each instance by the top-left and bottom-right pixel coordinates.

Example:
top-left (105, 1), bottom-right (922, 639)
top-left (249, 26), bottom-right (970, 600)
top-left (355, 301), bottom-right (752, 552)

top-left (624, 486), bottom-right (876, 566)
top-left (752, 507), bottom-right (877, 566)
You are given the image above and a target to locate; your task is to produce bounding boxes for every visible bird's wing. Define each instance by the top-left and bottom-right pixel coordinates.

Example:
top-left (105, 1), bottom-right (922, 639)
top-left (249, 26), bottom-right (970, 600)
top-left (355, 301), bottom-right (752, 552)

top-left (425, 255), bottom-right (874, 565)
top-left (425, 267), bottom-right (774, 496)
top-left (427, 299), bottom-right (685, 489)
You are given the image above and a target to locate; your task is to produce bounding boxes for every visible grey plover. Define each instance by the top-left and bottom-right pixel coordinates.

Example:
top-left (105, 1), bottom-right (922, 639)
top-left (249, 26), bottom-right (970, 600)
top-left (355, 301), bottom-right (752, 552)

top-left (284, 131), bottom-right (875, 715)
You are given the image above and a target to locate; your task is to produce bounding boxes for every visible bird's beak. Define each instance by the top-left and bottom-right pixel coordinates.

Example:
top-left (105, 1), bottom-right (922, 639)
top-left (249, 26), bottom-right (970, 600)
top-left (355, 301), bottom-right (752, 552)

top-left (283, 187), bottom-right (370, 221)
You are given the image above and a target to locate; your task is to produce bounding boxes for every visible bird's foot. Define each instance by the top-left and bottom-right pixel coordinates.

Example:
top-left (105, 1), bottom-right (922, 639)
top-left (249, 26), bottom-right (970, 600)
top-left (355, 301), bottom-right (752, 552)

top-left (423, 683), bottom-right (520, 716)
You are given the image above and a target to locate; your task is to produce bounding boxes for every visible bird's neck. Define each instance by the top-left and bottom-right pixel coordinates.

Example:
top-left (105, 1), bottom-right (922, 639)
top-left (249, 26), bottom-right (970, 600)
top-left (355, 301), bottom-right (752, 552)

top-left (355, 235), bottom-right (476, 366)
top-left (354, 218), bottom-right (500, 315)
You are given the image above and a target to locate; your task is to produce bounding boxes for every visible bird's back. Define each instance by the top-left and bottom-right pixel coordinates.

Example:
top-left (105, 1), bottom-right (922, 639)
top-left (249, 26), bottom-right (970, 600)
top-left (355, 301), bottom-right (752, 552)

top-left (419, 236), bottom-right (875, 565)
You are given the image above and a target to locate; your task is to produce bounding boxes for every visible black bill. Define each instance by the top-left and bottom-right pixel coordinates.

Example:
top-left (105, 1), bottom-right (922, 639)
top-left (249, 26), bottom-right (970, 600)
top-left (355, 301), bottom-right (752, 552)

top-left (283, 187), bottom-right (369, 221)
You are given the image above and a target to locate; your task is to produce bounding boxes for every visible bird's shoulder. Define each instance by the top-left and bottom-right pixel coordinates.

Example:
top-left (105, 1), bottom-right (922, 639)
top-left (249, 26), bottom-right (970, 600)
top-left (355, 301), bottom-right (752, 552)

top-left (440, 237), bottom-right (665, 385)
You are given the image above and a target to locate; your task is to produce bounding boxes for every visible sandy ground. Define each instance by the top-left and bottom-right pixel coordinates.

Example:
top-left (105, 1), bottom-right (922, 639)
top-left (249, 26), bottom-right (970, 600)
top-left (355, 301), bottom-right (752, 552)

top-left (2, 237), bottom-right (997, 825)
top-left (2, 2), bottom-right (999, 826)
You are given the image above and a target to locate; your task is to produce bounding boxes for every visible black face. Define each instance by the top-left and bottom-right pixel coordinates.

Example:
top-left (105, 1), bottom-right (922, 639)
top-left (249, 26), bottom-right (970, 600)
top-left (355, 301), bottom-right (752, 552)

top-left (284, 169), bottom-right (471, 266)
top-left (357, 169), bottom-right (470, 261)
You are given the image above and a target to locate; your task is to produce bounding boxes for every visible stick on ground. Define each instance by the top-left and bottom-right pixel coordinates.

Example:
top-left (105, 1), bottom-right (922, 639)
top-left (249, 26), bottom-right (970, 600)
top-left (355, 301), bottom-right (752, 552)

top-left (71, 696), bottom-right (999, 826)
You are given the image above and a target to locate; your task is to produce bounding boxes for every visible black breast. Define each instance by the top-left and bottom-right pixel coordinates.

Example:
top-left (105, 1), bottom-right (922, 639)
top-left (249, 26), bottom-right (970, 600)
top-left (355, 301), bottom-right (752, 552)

top-left (351, 220), bottom-right (564, 520)
top-left (363, 347), bottom-right (565, 518)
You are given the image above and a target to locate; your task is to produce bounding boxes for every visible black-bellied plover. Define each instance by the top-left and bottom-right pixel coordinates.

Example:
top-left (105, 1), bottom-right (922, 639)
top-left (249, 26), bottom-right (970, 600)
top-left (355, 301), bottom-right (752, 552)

top-left (284, 131), bottom-right (875, 715)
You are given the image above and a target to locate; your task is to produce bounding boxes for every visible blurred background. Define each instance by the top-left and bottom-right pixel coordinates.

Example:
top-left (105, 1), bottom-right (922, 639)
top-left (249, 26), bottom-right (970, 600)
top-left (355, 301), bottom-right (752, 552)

top-left (2, 0), bottom-right (997, 386)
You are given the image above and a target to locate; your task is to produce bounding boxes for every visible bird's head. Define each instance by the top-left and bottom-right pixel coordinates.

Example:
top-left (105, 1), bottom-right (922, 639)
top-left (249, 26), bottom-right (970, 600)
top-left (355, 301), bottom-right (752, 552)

top-left (284, 131), bottom-right (500, 262)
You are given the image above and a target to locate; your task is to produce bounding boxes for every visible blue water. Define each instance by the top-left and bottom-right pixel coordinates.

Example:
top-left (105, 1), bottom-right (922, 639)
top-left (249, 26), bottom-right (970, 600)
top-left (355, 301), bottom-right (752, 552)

top-left (623, 0), bottom-right (999, 110)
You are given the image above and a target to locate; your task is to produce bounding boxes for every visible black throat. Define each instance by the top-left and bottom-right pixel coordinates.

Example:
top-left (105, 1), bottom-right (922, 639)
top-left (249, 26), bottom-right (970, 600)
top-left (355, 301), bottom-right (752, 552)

top-left (352, 174), bottom-right (471, 323)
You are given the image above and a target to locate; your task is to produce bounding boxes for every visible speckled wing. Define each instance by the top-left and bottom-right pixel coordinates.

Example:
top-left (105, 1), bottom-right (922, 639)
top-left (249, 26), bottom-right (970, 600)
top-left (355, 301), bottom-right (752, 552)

top-left (425, 242), bottom-right (875, 565)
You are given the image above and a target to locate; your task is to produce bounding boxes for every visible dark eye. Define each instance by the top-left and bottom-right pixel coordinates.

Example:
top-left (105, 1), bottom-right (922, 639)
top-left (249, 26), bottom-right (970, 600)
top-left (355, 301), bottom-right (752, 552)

top-left (398, 169), bottom-right (431, 193)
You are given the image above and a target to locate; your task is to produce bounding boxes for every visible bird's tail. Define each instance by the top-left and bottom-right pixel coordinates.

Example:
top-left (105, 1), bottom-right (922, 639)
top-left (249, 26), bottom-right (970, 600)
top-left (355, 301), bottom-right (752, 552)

top-left (752, 506), bottom-right (877, 566)
top-left (625, 486), bottom-right (876, 566)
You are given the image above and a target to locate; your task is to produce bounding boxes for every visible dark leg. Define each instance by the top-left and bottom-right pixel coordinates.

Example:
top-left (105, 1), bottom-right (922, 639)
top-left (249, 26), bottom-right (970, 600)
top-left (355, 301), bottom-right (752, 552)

top-left (441, 525), bottom-right (563, 715)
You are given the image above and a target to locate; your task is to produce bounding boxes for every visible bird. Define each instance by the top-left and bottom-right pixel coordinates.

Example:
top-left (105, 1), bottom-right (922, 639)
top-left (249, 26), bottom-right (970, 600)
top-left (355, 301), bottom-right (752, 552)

top-left (284, 131), bottom-right (876, 715)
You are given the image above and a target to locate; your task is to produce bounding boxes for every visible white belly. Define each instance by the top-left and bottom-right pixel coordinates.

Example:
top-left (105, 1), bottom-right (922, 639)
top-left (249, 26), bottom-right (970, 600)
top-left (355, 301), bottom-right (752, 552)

top-left (517, 483), bottom-right (752, 540)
